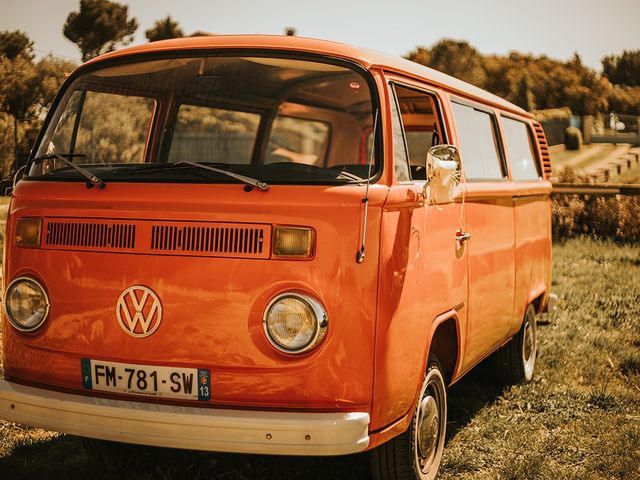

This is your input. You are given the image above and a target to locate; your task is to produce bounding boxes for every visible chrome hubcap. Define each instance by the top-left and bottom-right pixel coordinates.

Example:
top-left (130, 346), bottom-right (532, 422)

top-left (523, 321), bottom-right (533, 360)
top-left (522, 312), bottom-right (536, 379)
top-left (417, 394), bottom-right (439, 469)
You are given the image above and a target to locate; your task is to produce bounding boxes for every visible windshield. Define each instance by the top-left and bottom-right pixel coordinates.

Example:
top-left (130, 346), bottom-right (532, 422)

top-left (29, 54), bottom-right (379, 185)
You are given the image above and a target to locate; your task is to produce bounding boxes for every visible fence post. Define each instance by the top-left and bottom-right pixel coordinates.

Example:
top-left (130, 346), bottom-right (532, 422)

top-left (582, 115), bottom-right (593, 145)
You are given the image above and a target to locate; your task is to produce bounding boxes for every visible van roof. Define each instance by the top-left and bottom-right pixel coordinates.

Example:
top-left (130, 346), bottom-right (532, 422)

top-left (85, 35), bottom-right (529, 117)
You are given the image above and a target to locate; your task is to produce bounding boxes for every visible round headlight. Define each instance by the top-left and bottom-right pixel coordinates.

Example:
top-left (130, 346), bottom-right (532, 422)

top-left (263, 293), bottom-right (328, 354)
top-left (4, 277), bottom-right (50, 332)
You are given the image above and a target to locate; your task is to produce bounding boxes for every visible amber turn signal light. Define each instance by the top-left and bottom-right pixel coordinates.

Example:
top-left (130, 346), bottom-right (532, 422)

top-left (15, 218), bottom-right (42, 248)
top-left (273, 227), bottom-right (315, 258)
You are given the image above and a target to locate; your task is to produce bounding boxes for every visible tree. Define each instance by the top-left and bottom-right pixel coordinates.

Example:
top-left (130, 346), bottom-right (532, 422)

top-left (482, 54), bottom-right (517, 99)
top-left (0, 30), bottom-right (34, 60)
top-left (284, 27), bottom-right (296, 36)
top-left (602, 50), bottom-right (640, 87)
top-left (145, 15), bottom-right (184, 42)
top-left (407, 39), bottom-right (486, 87)
top-left (513, 73), bottom-right (536, 112)
top-left (63, 0), bottom-right (138, 61)
top-left (482, 51), bottom-right (609, 115)
top-left (608, 85), bottom-right (640, 114)
top-left (0, 55), bottom-right (39, 123)
top-left (407, 39), bottom-right (616, 115)
top-left (34, 55), bottom-right (77, 114)
top-left (0, 55), bottom-right (39, 173)
top-left (0, 53), bottom-right (77, 175)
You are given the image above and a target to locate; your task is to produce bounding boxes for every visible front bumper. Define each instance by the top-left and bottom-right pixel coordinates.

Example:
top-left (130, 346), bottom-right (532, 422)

top-left (0, 379), bottom-right (370, 455)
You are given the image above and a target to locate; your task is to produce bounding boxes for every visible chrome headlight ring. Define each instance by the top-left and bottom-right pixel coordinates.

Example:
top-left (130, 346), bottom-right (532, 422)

top-left (4, 276), bottom-right (51, 332)
top-left (263, 292), bottom-right (328, 354)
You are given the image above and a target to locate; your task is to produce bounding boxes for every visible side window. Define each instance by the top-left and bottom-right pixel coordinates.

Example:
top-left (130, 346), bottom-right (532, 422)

top-left (392, 84), bottom-right (445, 180)
top-left (502, 117), bottom-right (540, 180)
top-left (389, 86), bottom-right (410, 182)
top-left (452, 102), bottom-right (504, 180)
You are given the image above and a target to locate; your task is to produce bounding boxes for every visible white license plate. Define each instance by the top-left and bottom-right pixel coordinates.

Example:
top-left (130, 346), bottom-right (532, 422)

top-left (81, 358), bottom-right (210, 401)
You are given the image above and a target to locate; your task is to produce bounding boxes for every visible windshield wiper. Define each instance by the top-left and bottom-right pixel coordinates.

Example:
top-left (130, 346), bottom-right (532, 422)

top-left (122, 161), bottom-right (269, 191)
top-left (182, 161), bottom-right (269, 191)
top-left (32, 153), bottom-right (105, 188)
top-left (335, 170), bottom-right (365, 183)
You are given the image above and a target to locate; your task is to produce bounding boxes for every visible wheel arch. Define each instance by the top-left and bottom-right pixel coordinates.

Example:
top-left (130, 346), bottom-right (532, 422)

top-left (527, 285), bottom-right (547, 315)
top-left (425, 310), bottom-right (461, 386)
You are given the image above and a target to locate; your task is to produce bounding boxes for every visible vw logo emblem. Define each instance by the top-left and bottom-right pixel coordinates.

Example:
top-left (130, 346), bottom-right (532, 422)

top-left (116, 285), bottom-right (163, 338)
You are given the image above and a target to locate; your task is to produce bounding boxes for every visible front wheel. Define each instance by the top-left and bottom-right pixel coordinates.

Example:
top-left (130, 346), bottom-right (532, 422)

top-left (370, 359), bottom-right (447, 480)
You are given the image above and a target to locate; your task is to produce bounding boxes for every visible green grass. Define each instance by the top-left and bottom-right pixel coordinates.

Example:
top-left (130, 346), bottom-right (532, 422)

top-left (1, 239), bottom-right (639, 479)
top-left (439, 239), bottom-right (640, 479)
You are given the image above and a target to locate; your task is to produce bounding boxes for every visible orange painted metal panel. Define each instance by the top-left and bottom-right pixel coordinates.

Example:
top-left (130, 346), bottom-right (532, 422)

top-left (370, 184), bottom-right (467, 430)
top-left (461, 188), bottom-right (516, 371)
top-left (3, 181), bottom-right (387, 411)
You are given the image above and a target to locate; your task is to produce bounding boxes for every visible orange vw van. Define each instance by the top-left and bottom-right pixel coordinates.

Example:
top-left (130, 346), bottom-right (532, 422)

top-left (0, 36), bottom-right (553, 479)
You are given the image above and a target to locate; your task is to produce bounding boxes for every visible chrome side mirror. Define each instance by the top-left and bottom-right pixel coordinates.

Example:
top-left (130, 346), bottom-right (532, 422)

top-left (424, 144), bottom-right (462, 203)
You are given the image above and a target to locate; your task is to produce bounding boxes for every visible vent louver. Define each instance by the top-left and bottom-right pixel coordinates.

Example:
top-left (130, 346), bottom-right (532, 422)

top-left (150, 223), bottom-right (268, 258)
top-left (44, 219), bottom-right (136, 250)
top-left (533, 122), bottom-right (552, 180)
top-left (39, 218), bottom-right (271, 258)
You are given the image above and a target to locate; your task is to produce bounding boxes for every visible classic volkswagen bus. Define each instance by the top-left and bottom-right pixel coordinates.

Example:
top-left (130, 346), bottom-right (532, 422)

top-left (0, 36), bottom-right (553, 479)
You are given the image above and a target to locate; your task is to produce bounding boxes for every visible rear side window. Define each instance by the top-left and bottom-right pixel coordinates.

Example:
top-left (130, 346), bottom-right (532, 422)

top-left (502, 117), bottom-right (540, 180)
top-left (452, 102), bottom-right (504, 180)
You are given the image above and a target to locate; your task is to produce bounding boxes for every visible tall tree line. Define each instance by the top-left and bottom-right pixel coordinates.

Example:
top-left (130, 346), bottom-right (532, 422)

top-left (406, 39), bottom-right (640, 115)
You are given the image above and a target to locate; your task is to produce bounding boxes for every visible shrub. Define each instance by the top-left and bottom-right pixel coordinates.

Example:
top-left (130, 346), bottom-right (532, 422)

top-left (552, 193), bottom-right (640, 242)
top-left (564, 126), bottom-right (583, 150)
top-left (533, 107), bottom-right (573, 123)
top-left (534, 107), bottom-right (572, 146)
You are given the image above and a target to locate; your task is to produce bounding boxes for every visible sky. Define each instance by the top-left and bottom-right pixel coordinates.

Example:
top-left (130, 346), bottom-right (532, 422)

top-left (1, 0), bottom-right (639, 70)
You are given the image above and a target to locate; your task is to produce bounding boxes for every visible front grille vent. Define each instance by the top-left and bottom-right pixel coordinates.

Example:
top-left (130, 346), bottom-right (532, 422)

top-left (533, 122), bottom-right (552, 180)
top-left (44, 220), bottom-right (136, 249)
top-left (150, 223), bottom-right (269, 258)
top-left (40, 218), bottom-right (270, 258)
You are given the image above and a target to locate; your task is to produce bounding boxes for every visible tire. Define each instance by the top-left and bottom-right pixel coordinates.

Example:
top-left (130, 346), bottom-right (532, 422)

top-left (370, 359), bottom-right (447, 480)
top-left (494, 304), bottom-right (537, 384)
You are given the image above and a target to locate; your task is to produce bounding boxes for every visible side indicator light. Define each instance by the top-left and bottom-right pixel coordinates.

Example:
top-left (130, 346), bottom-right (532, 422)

top-left (15, 218), bottom-right (42, 248)
top-left (273, 226), bottom-right (315, 258)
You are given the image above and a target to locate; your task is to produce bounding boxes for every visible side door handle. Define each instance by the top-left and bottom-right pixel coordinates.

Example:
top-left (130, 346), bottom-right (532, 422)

top-left (455, 229), bottom-right (471, 244)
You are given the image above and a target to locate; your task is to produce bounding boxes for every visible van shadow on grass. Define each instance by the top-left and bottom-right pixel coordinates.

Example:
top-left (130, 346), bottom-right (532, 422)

top-left (0, 433), bottom-right (372, 480)
top-left (0, 367), bottom-right (503, 480)
top-left (444, 359), bottom-right (507, 441)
